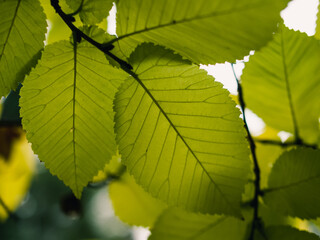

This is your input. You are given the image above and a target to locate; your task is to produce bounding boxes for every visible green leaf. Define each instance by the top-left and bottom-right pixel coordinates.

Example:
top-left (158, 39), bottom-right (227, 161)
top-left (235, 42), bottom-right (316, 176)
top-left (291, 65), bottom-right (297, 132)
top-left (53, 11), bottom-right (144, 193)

top-left (20, 40), bottom-right (128, 198)
top-left (263, 148), bottom-right (320, 219)
top-left (149, 208), bottom-right (248, 240)
top-left (109, 172), bottom-right (166, 227)
top-left (0, 0), bottom-right (47, 97)
top-left (66, 0), bottom-right (114, 25)
top-left (242, 26), bottom-right (320, 144)
top-left (256, 226), bottom-right (320, 240)
top-left (114, 43), bottom-right (250, 216)
top-left (256, 143), bottom-right (283, 189)
top-left (115, 0), bottom-right (289, 64)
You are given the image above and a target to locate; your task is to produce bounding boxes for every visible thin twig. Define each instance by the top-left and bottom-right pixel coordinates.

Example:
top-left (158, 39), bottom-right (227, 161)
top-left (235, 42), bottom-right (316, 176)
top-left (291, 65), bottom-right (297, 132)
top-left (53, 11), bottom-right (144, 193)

top-left (67, 0), bottom-right (84, 17)
top-left (231, 64), bottom-right (262, 240)
top-left (50, 0), bottom-right (132, 71)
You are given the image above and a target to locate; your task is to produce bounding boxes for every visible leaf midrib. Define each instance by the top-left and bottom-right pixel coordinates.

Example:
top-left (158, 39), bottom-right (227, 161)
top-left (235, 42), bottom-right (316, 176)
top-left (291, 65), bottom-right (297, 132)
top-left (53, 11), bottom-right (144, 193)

top-left (112, 2), bottom-right (268, 44)
top-left (72, 37), bottom-right (79, 196)
top-left (130, 70), bottom-right (239, 214)
top-left (266, 173), bottom-right (320, 193)
top-left (187, 217), bottom-right (226, 240)
top-left (280, 29), bottom-right (300, 139)
top-left (0, 0), bottom-right (21, 62)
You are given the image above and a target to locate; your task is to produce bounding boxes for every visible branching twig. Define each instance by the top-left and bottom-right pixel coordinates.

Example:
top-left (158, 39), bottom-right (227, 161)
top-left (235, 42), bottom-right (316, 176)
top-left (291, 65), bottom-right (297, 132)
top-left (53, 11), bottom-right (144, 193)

top-left (231, 64), bottom-right (262, 239)
top-left (50, 0), bottom-right (132, 71)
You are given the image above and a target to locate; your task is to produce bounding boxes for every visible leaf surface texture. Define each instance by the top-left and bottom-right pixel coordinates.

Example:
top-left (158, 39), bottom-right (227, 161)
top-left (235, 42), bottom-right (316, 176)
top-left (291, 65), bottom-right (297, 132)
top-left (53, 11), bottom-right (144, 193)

top-left (20, 41), bottom-right (128, 197)
top-left (256, 226), bottom-right (320, 240)
top-left (114, 44), bottom-right (250, 216)
top-left (263, 148), bottom-right (320, 219)
top-left (115, 0), bottom-right (289, 64)
top-left (242, 26), bottom-right (320, 144)
top-left (0, 0), bottom-right (47, 97)
top-left (66, 0), bottom-right (114, 25)
top-left (149, 208), bottom-right (247, 240)
top-left (109, 172), bottom-right (166, 227)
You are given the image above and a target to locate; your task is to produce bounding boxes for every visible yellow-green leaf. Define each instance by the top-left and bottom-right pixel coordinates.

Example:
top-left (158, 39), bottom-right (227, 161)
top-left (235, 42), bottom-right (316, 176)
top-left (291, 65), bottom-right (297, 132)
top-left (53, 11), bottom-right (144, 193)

top-left (0, 0), bottom-right (47, 97)
top-left (20, 40), bottom-right (128, 198)
top-left (242, 26), bottom-right (320, 144)
top-left (256, 226), bottom-right (320, 240)
top-left (114, 43), bottom-right (250, 216)
top-left (109, 172), bottom-right (166, 227)
top-left (66, 0), bottom-right (113, 25)
top-left (263, 148), bottom-right (320, 219)
top-left (115, 0), bottom-right (290, 64)
top-left (149, 208), bottom-right (248, 240)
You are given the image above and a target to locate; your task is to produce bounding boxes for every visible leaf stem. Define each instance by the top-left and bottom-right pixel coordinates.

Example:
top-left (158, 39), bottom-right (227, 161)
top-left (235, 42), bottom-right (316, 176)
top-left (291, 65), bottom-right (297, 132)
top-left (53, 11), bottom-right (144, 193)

top-left (231, 64), bottom-right (261, 239)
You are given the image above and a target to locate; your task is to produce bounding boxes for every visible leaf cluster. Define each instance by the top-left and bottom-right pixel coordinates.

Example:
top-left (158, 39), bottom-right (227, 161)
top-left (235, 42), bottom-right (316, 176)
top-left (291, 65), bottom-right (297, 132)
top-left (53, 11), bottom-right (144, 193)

top-left (0, 0), bottom-right (320, 239)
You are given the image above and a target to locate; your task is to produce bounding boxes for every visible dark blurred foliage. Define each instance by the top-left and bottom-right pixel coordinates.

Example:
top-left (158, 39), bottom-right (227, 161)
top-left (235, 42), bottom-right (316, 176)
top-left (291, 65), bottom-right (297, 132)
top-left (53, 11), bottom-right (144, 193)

top-left (0, 164), bottom-right (133, 240)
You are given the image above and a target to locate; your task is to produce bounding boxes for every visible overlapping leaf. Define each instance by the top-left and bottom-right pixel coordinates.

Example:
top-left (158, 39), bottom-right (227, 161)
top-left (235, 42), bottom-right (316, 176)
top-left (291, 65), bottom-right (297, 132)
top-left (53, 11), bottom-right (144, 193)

top-left (242, 26), bottom-right (320, 144)
top-left (256, 226), bottom-right (320, 240)
top-left (114, 44), bottom-right (250, 216)
top-left (263, 148), bottom-right (320, 219)
top-left (149, 208), bottom-right (248, 240)
top-left (115, 0), bottom-right (290, 64)
top-left (66, 0), bottom-right (113, 25)
top-left (0, 0), bottom-right (47, 97)
top-left (109, 172), bottom-right (166, 227)
top-left (20, 40), bottom-right (128, 198)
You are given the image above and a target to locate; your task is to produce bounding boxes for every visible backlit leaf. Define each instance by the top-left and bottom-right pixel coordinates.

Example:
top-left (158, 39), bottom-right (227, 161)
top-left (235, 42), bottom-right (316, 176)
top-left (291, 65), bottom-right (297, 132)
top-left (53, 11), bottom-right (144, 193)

top-left (149, 208), bottom-right (248, 240)
top-left (256, 226), bottom-right (320, 240)
top-left (263, 148), bottom-right (320, 219)
top-left (114, 43), bottom-right (250, 216)
top-left (20, 40), bottom-right (128, 198)
top-left (115, 0), bottom-right (289, 64)
top-left (66, 0), bottom-right (114, 25)
top-left (0, 0), bottom-right (47, 97)
top-left (109, 172), bottom-right (166, 227)
top-left (242, 26), bottom-right (320, 144)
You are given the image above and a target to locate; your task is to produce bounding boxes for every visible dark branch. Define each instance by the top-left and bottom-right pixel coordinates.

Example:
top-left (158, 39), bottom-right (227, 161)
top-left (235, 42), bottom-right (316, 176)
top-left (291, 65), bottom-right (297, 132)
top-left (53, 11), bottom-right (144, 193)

top-left (50, 0), bottom-right (132, 71)
top-left (231, 64), bottom-right (262, 240)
